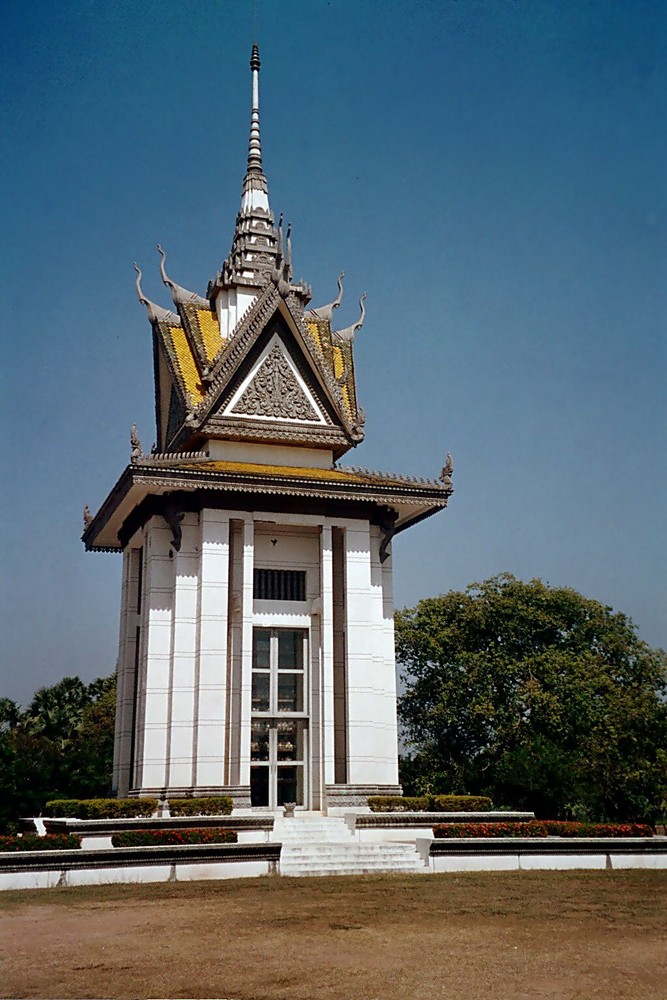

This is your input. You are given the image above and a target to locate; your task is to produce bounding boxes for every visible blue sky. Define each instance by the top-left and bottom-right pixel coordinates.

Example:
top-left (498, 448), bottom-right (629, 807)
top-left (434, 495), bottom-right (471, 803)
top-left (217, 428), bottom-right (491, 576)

top-left (1, 0), bottom-right (665, 705)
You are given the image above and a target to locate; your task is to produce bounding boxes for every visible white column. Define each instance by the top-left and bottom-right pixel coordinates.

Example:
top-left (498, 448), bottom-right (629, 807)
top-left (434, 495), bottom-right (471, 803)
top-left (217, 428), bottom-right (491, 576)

top-left (238, 517), bottom-right (254, 787)
top-left (166, 515), bottom-right (199, 788)
top-left (343, 521), bottom-right (375, 783)
top-left (138, 517), bottom-right (174, 790)
top-left (320, 524), bottom-right (335, 787)
top-left (370, 525), bottom-right (400, 785)
top-left (195, 510), bottom-right (230, 788)
top-left (112, 550), bottom-right (132, 794)
top-left (343, 521), bottom-right (400, 786)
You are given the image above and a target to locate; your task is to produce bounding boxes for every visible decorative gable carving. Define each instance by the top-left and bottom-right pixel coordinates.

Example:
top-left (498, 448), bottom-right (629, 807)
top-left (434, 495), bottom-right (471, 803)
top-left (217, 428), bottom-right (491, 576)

top-left (230, 343), bottom-right (320, 421)
top-left (222, 334), bottom-right (328, 426)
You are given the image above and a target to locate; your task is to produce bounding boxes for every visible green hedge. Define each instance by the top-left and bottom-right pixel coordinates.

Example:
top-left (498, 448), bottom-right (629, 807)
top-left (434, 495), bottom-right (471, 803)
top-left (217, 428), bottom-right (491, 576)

top-left (112, 828), bottom-right (237, 847)
top-left (0, 834), bottom-right (81, 852)
top-left (368, 795), bottom-right (493, 813)
top-left (43, 798), bottom-right (158, 819)
top-left (433, 821), bottom-right (654, 839)
top-left (167, 797), bottom-right (233, 817)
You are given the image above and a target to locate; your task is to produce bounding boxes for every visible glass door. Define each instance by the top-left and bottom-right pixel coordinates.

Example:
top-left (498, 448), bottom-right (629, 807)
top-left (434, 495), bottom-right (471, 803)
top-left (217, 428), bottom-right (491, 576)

top-left (250, 628), bottom-right (308, 808)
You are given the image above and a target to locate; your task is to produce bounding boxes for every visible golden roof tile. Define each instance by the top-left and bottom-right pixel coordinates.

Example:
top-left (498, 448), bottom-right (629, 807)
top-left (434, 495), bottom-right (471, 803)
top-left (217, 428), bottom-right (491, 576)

top-left (173, 459), bottom-right (441, 490)
top-left (164, 324), bottom-right (205, 404)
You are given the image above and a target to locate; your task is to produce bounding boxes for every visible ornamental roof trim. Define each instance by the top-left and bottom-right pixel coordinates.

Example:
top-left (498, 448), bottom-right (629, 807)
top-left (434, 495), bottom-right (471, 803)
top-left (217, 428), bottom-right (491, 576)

top-left (82, 456), bottom-right (453, 552)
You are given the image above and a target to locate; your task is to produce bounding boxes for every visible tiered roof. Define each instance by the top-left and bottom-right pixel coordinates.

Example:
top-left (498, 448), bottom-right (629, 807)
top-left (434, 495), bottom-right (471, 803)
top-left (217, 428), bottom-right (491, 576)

top-left (132, 44), bottom-right (364, 459)
top-left (83, 45), bottom-right (453, 552)
top-left (83, 455), bottom-right (453, 552)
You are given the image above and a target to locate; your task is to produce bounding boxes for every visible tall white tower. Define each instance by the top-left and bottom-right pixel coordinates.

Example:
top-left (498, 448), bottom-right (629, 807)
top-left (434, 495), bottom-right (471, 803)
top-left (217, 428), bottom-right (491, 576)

top-left (83, 46), bottom-right (453, 811)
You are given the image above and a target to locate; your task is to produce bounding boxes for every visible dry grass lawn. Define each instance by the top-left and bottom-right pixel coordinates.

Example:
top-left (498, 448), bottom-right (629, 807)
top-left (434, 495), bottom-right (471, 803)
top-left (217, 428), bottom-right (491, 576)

top-left (0, 870), bottom-right (665, 999)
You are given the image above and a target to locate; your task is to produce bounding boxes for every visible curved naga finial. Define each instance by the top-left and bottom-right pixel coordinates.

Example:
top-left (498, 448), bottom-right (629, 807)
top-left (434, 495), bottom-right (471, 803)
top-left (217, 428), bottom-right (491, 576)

top-left (271, 213), bottom-right (284, 283)
top-left (440, 452), bottom-right (454, 488)
top-left (130, 424), bottom-right (143, 461)
top-left (308, 271), bottom-right (345, 323)
top-left (271, 215), bottom-right (292, 297)
top-left (133, 263), bottom-right (180, 324)
top-left (285, 223), bottom-right (293, 281)
top-left (333, 292), bottom-right (366, 344)
top-left (83, 505), bottom-right (93, 529)
top-left (157, 245), bottom-right (208, 307)
top-left (276, 213), bottom-right (284, 265)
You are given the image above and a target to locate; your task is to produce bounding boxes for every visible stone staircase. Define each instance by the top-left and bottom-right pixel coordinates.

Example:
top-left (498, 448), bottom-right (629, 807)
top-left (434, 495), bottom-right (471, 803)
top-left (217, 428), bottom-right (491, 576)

top-left (271, 813), bottom-right (428, 877)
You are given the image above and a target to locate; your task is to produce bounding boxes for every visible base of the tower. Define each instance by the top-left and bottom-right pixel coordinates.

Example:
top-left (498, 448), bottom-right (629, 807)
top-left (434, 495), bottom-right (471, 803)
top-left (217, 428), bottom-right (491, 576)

top-left (126, 786), bottom-right (252, 810)
top-left (325, 784), bottom-right (403, 810)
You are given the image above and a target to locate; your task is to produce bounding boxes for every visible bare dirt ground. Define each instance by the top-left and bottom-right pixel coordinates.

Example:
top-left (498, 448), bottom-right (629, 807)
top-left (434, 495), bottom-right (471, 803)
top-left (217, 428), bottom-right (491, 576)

top-left (0, 870), bottom-right (665, 1000)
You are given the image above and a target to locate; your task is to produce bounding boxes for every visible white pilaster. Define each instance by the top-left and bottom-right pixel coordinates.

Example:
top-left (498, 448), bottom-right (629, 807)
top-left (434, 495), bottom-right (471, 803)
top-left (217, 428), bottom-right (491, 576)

top-left (195, 510), bottom-right (230, 787)
top-left (320, 524), bottom-right (335, 787)
top-left (166, 515), bottom-right (199, 788)
top-left (343, 522), bottom-right (374, 783)
top-left (138, 518), bottom-right (174, 790)
top-left (370, 525), bottom-right (400, 785)
top-left (112, 550), bottom-right (132, 794)
top-left (238, 517), bottom-right (255, 787)
top-left (343, 521), bottom-right (399, 786)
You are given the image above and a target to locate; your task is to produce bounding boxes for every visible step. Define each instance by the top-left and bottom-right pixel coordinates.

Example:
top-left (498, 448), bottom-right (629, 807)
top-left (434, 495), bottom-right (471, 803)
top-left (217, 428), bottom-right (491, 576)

top-left (282, 864), bottom-right (428, 877)
top-left (282, 855), bottom-right (427, 866)
top-left (281, 846), bottom-right (420, 859)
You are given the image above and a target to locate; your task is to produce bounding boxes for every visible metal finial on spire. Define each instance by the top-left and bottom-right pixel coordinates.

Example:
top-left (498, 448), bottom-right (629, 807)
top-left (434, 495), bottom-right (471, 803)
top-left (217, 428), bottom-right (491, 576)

top-left (247, 43), bottom-right (263, 174)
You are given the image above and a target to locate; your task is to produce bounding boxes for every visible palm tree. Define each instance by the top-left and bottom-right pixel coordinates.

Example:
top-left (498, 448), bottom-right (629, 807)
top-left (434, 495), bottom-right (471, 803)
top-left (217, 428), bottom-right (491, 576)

top-left (0, 698), bottom-right (21, 731)
top-left (24, 677), bottom-right (90, 742)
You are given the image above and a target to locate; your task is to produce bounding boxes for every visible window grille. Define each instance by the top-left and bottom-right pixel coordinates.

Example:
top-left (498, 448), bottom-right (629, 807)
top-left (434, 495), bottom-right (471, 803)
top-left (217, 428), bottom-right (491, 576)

top-left (254, 568), bottom-right (306, 602)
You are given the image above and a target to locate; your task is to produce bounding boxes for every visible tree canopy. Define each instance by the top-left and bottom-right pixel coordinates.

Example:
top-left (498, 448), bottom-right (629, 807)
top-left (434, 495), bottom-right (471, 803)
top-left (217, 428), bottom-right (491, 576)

top-left (0, 674), bottom-right (116, 832)
top-left (397, 574), bottom-right (667, 822)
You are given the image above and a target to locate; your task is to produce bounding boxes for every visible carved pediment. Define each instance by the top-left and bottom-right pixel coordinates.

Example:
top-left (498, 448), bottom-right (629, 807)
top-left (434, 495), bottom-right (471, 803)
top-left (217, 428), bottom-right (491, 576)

top-left (224, 335), bottom-right (328, 425)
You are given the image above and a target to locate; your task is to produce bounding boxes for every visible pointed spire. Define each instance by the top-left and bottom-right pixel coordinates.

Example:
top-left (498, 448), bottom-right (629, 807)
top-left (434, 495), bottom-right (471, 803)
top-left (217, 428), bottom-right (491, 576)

top-left (209, 44), bottom-right (279, 298)
top-left (247, 44), bottom-right (263, 175)
top-left (241, 42), bottom-right (269, 206)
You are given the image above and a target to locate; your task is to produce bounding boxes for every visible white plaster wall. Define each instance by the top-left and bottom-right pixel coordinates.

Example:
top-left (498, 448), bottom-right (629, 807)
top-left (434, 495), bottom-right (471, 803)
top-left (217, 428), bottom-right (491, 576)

top-left (353, 827), bottom-right (435, 843)
top-left (112, 550), bottom-right (131, 794)
top-left (138, 517), bottom-right (175, 790)
top-left (320, 526), bottom-right (335, 788)
top-left (114, 540), bottom-right (147, 794)
top-left (0, 861), bottom-right (273, 892)
top-left (205, 441), bottom-right (333, 469)
top-left (611, 854), bottom-right (667, 869)
top-left (215, 286), bottom-right (257, 340)
top-left (195, 510), bottom-right (231, 788)
top-left (167, 515), bottom-right (200, 788)
top-left (344, 522), bottom-right (399, 786)
top-left (518, 854), bottom-right (608, 871)
top-left (121, 510), bottom-right (399, 801)
top-left (238, 518), bottom-right (254, 787)
top-left (227, 519), bottom-right (245, 785)
top-left (431, 855), bottom-right (521, 873)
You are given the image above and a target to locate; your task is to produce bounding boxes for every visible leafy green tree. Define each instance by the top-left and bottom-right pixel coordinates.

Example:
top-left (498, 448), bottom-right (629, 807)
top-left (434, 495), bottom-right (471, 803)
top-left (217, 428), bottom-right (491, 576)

top-left (24, 676), bottom-right (91, 742)
top-left (65, 685), bottom-right (117, 798)
top-left (397, 574), bottom-right (667, 822)
top-left (0, 698), bottom-right (21, 731)
top-left (0, 674), bottom-right (117, 831)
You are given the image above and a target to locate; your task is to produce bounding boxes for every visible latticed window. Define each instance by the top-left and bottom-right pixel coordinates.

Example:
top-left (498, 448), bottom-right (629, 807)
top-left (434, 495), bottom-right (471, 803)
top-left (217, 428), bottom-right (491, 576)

top-left (253, 568), bottom-right (306, 601)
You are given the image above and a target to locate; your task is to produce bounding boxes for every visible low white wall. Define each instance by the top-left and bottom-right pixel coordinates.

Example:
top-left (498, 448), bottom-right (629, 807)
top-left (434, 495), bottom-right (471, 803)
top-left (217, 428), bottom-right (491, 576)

top-left (428, 851), bottom-right (667, 873)
top-left (0, 859), bottom-right (273, 892)
top-left (353, 826), bottom-right (434, 843)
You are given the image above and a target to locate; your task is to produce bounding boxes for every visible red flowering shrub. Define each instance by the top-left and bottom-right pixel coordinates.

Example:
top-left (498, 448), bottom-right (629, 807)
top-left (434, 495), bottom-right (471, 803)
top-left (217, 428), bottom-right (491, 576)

top-left (433, 822), bottom-right (548, 839)
top-left (539, 821), bottom-right (653, 838)
top-left (432, 821), bottom-right (654, 839)
top-left (111, 828), bottom-right (238, 847)
top-left (0, 834), bottom-right (81, 852)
